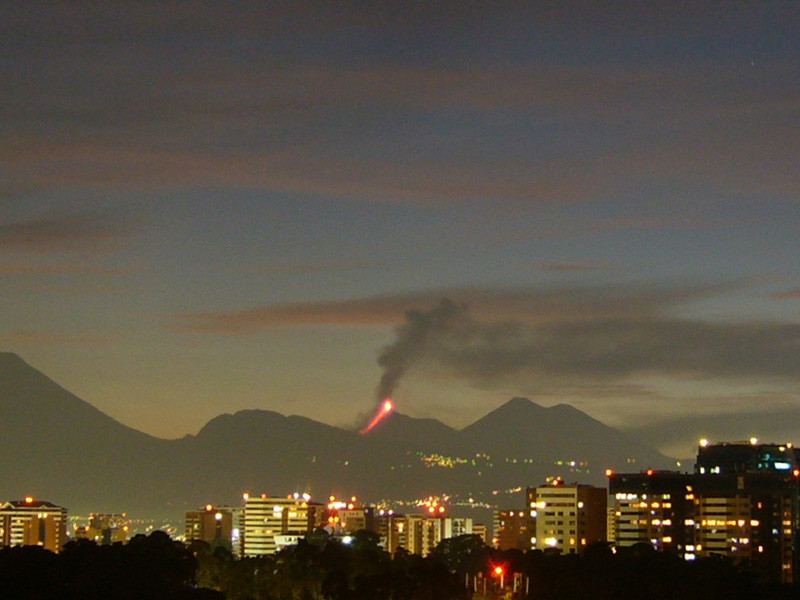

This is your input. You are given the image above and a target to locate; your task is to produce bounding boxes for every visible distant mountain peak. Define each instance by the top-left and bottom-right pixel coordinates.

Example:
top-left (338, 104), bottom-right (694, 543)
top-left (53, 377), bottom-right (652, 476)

top-left (501, 396), bottom-right (543, 411)
top-left (469, 396), bottom-right (545, 424)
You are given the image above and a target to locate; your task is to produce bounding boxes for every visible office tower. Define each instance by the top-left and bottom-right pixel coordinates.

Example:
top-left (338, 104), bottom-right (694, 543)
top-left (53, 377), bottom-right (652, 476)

top-left (608, 470), bottom-right (695, 557)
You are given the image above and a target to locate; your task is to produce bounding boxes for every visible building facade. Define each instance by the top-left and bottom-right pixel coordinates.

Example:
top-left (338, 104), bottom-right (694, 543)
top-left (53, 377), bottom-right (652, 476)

top-left (609, 441), bottom-right (800, 584)
top-left (0, 498), bottom-right (68, 552)
top-left (527, 481), bottom-right (607, 554)
top-left (493, 509), bottom-right (535, 551)
top-left (608, 471), bottom-right (695, 556)
top-left (374, 513), bottom-right (474, 556)
top-left (241, 494), bottom-right (322, 557)
top-left (185, 505), bottom-right (234, 548)
top-left (693, 441), bottom-right (800, 583)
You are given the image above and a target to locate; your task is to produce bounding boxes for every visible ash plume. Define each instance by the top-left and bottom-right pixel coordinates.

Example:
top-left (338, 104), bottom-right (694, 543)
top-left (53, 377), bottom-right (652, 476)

top-left (375, 290), bottom-right (800, 400)
top-left (375, 298), bottom-right (466, 400)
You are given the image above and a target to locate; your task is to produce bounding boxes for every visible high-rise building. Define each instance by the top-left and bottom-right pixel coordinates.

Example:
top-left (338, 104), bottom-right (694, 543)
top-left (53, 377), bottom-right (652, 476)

top-left (0, 497), bottom-right (68, 552)
top-left (608, 441), bottom-right (800, 584)
top-left (241, 493), bottom-right (322, 557)
top-left (185, 505), bottom-right (234, 548)
top-left (693, 441), bottom-right (800, 584)
top-left (608, 470), bottom-right (695, 557)
top-left (527, 481), bottom-right (606, 554)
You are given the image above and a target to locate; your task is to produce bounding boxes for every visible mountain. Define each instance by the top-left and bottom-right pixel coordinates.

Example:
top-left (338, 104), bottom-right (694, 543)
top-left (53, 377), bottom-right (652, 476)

top-left (461, 397), bottom-right (668, 468)
top-left (0, 353), bottom-right (678, 521)
top-left (0, 352), bottom-right (172, 514)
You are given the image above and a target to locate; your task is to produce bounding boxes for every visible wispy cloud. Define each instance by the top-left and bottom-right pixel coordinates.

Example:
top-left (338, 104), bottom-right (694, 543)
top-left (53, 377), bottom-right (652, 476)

top-left (0, 261), bottom-right (138, 275)
top-left (240, 259), bottom-right (386, 276)
top-left (769, 288), bottom-right (800, 300)
top-left (3, 9), bottom-right (799, 206)
top-left (164, 284), bottom-right (727, 332)
top-left (539, 261), bottom-right (610, 272)
top-left (2, 330), bottom-right (110, 347)
top-left (0, 209), bottom-right (139, 253)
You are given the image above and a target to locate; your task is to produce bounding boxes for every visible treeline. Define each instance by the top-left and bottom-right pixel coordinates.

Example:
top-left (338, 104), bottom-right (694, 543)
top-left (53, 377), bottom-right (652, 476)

top-left (0, 531), bottom-right (797, 600)
top-left (0, 531), bottom-right (206, 600)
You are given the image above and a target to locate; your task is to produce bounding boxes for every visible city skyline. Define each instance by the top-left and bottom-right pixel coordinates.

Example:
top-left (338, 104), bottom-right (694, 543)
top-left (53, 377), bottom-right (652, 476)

top-left (2, 2), bottom-right (800, 456)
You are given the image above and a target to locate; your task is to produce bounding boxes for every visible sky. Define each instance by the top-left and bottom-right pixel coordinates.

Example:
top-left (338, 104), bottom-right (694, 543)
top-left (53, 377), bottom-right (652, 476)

top-left (2, 1), bottom-right (799, 457)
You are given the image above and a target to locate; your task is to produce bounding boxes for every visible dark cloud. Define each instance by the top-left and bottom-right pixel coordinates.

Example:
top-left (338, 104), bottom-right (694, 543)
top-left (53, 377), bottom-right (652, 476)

top-left (164, 283), bottom-right (800, 401)
top-left (373, 298), bottom-right (800, 400)
top-left (625, 400), bottom-right (800, 458)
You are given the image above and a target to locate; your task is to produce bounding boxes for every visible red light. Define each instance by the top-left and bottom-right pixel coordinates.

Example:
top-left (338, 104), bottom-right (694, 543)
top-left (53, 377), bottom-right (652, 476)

top-left (794, 469), bottom-right (800, 478)
top-left (493, 566), bottom-right (504, 576)
top-left (646, 469), bottom-right (654, 476)
top-left (605, 469), bottom-right (613, 477)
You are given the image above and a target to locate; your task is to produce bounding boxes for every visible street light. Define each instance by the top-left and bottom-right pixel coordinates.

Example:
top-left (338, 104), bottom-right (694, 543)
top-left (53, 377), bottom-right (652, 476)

top-left (493, 565), bottom-right (505, 589)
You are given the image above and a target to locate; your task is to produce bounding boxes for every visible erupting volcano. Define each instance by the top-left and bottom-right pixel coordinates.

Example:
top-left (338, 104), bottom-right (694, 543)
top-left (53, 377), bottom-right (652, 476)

top-left (360, 398), bottom-right (394, 434)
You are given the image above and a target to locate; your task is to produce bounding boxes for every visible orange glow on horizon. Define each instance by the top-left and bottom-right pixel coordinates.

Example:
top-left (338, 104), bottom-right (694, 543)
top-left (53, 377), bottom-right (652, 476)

top-left (359, 398), bottom-right (395, 434)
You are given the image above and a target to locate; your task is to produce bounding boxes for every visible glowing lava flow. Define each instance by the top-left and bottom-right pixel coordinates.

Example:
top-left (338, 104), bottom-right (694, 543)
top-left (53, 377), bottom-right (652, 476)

top-left (360, 398), bottom-right (394, 434)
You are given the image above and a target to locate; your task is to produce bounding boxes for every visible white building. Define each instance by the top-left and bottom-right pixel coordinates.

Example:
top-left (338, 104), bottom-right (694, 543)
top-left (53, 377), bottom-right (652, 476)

top-left (241, 493), bottom-right (322, 556)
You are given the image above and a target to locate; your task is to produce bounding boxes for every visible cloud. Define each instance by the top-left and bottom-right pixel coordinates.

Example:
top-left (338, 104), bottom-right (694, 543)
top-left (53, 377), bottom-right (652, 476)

top-left (239, 259), bottom-right (386, 276)
top-left (539, 261), bottom-right (610, 272)
top-left (0, 261), bottom-right (138, 275)
top-left (2, 330), bottom-right (109, 347)
top-left (163, 281), bottom-right (800, 389)
top-left (167, 283), bottom-right (800, 406)
top-left (3, 3), bottom-right (799, 207)
top-left (164, 283), bottom-right (727, 333)
top-left (624, 398), bottom-right (800, 457)
top-left (374, 299), bottom-right (800, 401)
top-left (770, 288), bottom-right (800, 300)
top-left (0, 209), bottom-right (139, 253)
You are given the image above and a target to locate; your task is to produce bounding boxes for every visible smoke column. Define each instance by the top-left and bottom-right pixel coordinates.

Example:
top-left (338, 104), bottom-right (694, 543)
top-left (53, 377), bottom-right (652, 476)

top-left (375, 298), bottom-right (463, 400)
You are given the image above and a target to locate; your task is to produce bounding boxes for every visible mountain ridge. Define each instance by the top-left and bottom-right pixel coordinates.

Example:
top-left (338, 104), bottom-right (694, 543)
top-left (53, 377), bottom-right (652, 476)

top-left (0, 352), bottom-right (678, 520)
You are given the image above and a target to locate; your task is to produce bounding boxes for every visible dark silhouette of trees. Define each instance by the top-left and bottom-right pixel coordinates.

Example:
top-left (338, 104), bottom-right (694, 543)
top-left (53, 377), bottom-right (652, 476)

top-left (1, 531), bottom-right (798, 600)
top-left (429, 533), bottom-right (489, 577)
top-left (0, 531), bottom-right (208, 600)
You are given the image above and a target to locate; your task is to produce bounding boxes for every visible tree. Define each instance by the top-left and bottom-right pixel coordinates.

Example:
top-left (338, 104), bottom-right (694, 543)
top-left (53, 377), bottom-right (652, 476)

top-left (429, 534), bottom-right (489, 576)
